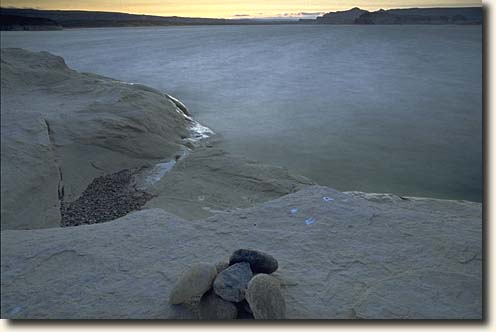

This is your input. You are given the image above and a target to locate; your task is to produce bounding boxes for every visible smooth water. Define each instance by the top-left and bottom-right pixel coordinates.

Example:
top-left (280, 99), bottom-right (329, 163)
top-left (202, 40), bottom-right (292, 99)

top-left (1, 25), bottom-right (483, 201)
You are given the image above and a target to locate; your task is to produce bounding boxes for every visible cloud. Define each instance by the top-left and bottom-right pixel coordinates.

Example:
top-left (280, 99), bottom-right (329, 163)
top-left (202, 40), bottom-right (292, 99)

top-left (276, 11), bottom-right (325, 18)
top-left (233, 14), bottom-right (250, 17)
top-left (298, 12), bottom-right (325, 15)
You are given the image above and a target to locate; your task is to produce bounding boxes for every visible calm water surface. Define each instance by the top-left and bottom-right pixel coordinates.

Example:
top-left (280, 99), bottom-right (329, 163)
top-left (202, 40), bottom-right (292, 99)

top-left (1, 25), bottom-right (483, 201)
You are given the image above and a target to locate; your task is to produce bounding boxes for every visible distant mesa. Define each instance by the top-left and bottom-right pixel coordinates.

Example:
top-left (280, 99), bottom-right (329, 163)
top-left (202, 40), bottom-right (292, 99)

top-left (0, 7), bottom-right (233, 29)
top-left (315, 7), bottom-right (368, 24)
top-left (354, 7), bottom-right (483, 25)
top-left (0, 14), bottom-right (62, 30)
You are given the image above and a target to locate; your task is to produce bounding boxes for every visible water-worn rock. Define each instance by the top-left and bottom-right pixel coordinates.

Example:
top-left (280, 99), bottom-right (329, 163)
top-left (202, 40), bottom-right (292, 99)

top-left (246, 274), bottom-right (286, 319)
top-left (213, 262), bottom-right (253, 302)
top-left (229, 249), bottom-right (278, 274)
top-left (215, 261), bottom-right (229, 274)
top-left (0, 187), bottom-right (483, 319)
top-left (198, 290), bottom-right (238, 320)
top-left (1, 48), bottom-right (190, 230)
top-left (241, 300), bottom-right (253, 314)
top-left (169, 263), bottom-right (217, 304)
top-left (236, 301), bottom-right (255, 319)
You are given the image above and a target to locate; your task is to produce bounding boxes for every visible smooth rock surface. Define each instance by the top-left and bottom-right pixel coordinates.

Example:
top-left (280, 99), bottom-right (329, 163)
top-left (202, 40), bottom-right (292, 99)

top-left (1, 48), bottom-right (189, 229)
top-left (169, 263), bottom-right (217, 305)
top-left (229, 249), bottom-right (278, 274)
top-left (213, 262), bottom-right (253, 303)
top-left (141, 145), bottom-right (314, 220)
top-left (246, 274), bottom-right (286, 319)
top-left (198, 290), bottom-right (238, 320)
top-left (0, 186), bottom-right (482, 319)
top-left (215, 261), bottom-right (229, 274)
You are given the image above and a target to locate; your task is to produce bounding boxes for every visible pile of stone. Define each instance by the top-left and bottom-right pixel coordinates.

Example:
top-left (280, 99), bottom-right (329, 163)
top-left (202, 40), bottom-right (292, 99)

top-left (61, 169), bottom-right (152, 227)
top-left (169, 249), bottom-right (286, 320)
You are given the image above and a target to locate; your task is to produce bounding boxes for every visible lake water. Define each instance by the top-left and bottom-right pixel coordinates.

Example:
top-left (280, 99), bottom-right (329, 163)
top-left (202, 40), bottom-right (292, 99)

top-left (1, 25), bottom-right (483, 201)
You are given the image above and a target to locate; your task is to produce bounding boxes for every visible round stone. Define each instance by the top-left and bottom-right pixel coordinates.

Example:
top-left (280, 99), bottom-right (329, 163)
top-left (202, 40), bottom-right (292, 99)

top-left (169, 263), bottom-right (217, 305)
top-left (215, 260), bottom-right (229, 274)
top-left (229, 249), bottom-right (278, 274)
top-left (198, 290), bottom-right (238, 320)
top-left (246, 274), bottom-right (286, 319)
top-left (213, 262), bottom-right (253, 302)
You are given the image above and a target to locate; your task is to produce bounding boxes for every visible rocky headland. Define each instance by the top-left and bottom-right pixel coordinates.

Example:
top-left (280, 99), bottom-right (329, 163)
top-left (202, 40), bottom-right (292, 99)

top-left (314, 7), bottom-right (483, 25)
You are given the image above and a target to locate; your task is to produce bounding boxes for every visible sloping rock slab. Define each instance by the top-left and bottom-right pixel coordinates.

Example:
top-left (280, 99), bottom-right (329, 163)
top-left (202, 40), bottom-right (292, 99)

top-left (1, 48), bottom-right (189, 229)
top-left (0, 186), bottom-right (482, 319)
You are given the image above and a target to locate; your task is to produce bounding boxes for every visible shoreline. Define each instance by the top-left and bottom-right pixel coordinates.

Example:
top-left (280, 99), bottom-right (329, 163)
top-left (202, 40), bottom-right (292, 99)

top-left (0, 48), bottom-right (482, 319)
top-left (0, 48), bottom-right (481, 230)
top-left (0, 25), bottom-right (483, 204)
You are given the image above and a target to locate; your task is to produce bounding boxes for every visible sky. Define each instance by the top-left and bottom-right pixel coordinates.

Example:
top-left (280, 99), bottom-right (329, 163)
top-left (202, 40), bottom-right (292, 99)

top-left (1, 0), bottom-right (482, 19)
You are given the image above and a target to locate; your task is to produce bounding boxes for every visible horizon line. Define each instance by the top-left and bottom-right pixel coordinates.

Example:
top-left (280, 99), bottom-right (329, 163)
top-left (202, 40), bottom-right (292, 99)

top-left (0, 4), bottom-right (483, 20)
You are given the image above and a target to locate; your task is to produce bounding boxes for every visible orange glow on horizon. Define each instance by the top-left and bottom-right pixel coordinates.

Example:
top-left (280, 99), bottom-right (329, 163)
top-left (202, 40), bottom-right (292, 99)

top-left (0, 0), bottom-right (482, 18)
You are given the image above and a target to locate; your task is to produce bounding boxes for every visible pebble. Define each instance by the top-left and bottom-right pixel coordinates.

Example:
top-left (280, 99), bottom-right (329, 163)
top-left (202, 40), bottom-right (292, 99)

top-left (213, 262), bottom-right (253, 302)
top-left (229, 249), bottom-right (278, 274)
top-left (169, 263), bottom-right (217, 305)
top-left (61, 169), bottom-right (152, 227)
top-left (246, 274), bottom-right (286, 319)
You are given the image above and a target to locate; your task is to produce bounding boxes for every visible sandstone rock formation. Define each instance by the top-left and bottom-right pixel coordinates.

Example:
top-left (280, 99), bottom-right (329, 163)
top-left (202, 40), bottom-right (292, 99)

top-left (0, 187), bottom-right (482, 319)
top-left (1, 48), bottom-right (189, 229)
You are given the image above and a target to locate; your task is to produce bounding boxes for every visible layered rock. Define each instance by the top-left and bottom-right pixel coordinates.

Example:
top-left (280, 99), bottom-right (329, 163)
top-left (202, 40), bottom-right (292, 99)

top-left (0, 186), bottom-right (482, 319)
top-left (1, 48), bottom-right (190, 229)
top-left (141, 145), bottom-right (314, 220)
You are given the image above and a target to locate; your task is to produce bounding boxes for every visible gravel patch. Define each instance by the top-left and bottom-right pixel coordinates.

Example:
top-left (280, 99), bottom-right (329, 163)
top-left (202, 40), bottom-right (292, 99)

top-left (61, 169), bottom-right (152, 227)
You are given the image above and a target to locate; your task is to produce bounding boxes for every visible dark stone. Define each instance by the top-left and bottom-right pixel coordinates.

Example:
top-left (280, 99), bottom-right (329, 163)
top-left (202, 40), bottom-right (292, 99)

top-left (213, 262), bottom-right (253, 302)
top-left (235, 300), bottom-right (255, 319)
top-left (229, 249), bottom-right (278, 274)
top-left (198, 290), bottom-right (238, 320)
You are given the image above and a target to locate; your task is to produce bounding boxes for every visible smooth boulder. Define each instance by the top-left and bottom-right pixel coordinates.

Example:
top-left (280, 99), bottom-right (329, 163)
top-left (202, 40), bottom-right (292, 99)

top-left (213, 262), bottom-right (253, 302)
top-left (169, 263), bottom-right (217, 304)
top-left (215, 261), bottom-right (229, 274)
top-left (229, 249), bottom-right (278, 274)
top-left (246, 274), bottom-right (286, 319)
top-left (198, 291), bottom-right (238, 320)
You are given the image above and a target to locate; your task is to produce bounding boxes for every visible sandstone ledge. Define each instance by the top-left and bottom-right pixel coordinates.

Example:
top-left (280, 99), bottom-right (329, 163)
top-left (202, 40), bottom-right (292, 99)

top-left (1, 186), bottom-right (482, 319)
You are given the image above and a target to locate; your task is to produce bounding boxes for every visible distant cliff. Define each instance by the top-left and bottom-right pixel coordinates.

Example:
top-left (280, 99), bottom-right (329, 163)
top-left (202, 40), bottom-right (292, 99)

top-left (0, 14), bottom-right (62, 30)
top-left (316, 7), bottom-right (368, 24)
top-left (314, 7), bottom-right (482, 25)
top-left (355, 7), bottom-right (482, 25)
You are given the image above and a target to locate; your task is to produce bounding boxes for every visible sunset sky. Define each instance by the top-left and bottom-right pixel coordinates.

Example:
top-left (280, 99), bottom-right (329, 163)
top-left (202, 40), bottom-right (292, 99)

top-left (1, 0), bottom-right (482, 18)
